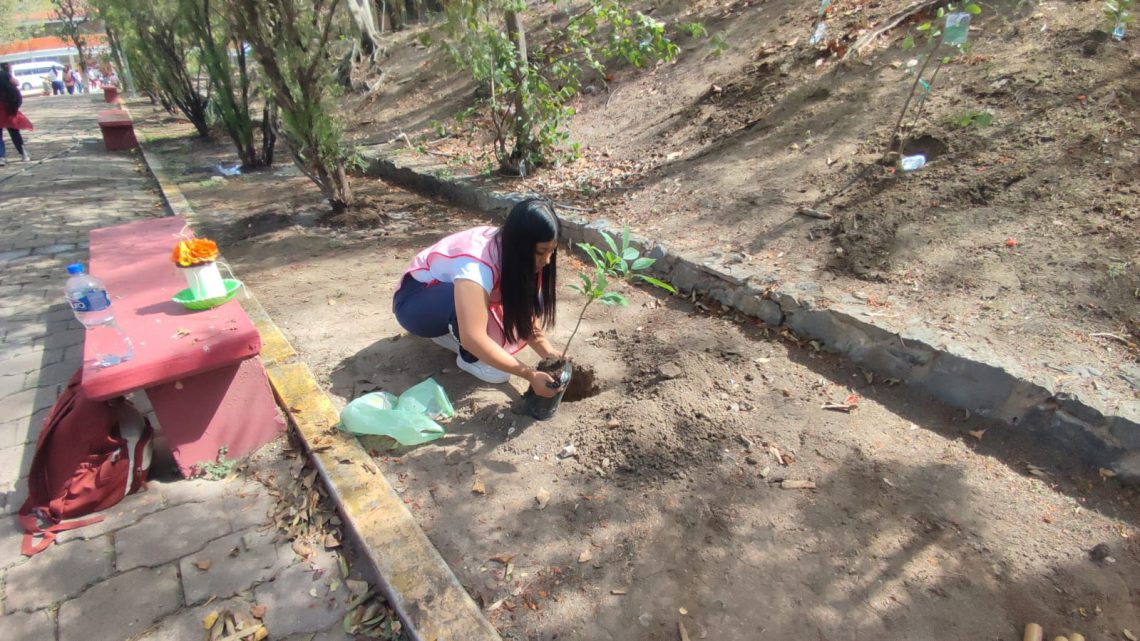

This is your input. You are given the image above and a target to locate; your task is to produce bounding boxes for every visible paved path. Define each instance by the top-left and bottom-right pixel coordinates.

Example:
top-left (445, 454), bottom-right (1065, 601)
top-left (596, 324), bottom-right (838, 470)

top-left (0, 98), bottom-right (358, 641)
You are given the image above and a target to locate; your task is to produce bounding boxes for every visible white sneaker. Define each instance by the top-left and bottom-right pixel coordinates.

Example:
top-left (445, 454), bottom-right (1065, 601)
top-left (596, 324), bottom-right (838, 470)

top-left (431, 333), bottom-right (460, 355)
top-left (455, 353), bottom-right (510, 384)
top-left (20, 151), bottom-right (30, 162)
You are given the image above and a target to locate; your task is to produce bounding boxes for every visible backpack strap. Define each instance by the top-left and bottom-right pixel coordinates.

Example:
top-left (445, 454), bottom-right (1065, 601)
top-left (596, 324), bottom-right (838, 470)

top-left (19, 513), bottom-right (104, 556)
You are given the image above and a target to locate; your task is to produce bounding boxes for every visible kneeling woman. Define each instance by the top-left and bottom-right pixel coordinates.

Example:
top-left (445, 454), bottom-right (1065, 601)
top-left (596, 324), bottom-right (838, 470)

top-left (393, 199), bottom-right (565, 398)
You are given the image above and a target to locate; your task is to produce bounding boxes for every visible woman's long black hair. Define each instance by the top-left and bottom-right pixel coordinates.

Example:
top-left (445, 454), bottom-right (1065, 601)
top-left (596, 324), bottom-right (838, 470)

top-left (498, 199), bottom-right (559, 344)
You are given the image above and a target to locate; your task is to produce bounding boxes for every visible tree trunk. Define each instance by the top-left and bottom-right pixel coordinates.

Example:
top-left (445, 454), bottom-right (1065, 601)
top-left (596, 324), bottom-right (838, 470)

top-left (345, 0), bottom-right (382, 56)
top-left (504, 9), bottom-right (531, 174)
top-left (260, 102), bottom-right (277, 167)
top-left (328, 160), bottom-right (353, 212)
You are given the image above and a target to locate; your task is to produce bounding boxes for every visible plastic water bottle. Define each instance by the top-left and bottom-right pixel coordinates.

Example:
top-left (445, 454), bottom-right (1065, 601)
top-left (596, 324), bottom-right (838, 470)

top-left (1112, 20), bottom-right (1126, 41)
top-left (65, 263), bottom-right (133, 368)
top-left (809, 22), bottom-right (827, 45)
top-left (900, 154), bottom-right (927, 172)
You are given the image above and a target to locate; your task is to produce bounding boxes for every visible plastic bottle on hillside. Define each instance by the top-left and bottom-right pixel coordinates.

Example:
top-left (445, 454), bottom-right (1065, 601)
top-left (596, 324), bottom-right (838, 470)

top-left (900, 154), bottom-right (927, 172)
top-left (64, 263), bottom-right (133, 368)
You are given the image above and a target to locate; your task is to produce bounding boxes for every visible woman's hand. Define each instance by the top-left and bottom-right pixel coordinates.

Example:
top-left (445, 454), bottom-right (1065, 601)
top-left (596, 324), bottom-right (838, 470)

top-left (528, 370), bottom-right (564, 398)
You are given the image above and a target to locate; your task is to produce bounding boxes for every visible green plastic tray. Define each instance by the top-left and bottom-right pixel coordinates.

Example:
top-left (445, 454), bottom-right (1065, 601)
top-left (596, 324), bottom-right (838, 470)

top-left (172, 278), bottom-right (243, 310)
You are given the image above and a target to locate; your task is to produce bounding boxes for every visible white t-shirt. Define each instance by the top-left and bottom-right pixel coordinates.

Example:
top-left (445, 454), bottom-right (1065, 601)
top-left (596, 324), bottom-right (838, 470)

top-left (410, 256), bottom-right (494, 294)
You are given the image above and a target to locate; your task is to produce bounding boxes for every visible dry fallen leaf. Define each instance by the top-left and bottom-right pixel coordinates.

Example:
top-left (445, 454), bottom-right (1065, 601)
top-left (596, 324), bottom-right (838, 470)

top-left (679, 607), bottom-right (689, 615)
top-left (578, 549), bottom-right (593, 563)
top-left (968, 429), bottom-right (986, 440)
top-left (536, 487), bottom-right (551, 509)
top-left (249, 604), bottom-right (267, 619)
top-left (611, 588), bottom-right (627, 595)
top-left (253, 627), bottom-right (269, 641)
top-left (346, 579), bottom-right (369, 595)
top-left (195, 560), bottom-right (212, 571)
top-left (172, 328), bottom-right (191, 339)
top-left (781, 480), bottom-right (816, 490)
top-left (202, 611), bottom-right (219, 630)
top-left (291, 540), bottom-right (313, 558)
top-left (471, 479), bottom-right (486, 495)
top-left (490, 554), bottom-right (514, 564)
top-left (324, 533), bottom-right (341, 549)
top-left (679, 619), bottom-right (692, 641)
top-left (1099, 467), bottom-right (1117, 478)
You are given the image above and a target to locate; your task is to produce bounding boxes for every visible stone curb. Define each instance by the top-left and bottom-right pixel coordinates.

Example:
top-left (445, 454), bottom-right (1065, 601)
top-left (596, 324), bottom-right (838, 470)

top-left (358, 143), bottom-right (1140, 483)
top-left (130, 115), bottom-right (503, 641)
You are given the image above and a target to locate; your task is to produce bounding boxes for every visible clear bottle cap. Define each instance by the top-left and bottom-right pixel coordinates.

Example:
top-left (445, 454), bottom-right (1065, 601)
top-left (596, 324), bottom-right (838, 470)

top-left (67, 263), bottom-right (85, 275)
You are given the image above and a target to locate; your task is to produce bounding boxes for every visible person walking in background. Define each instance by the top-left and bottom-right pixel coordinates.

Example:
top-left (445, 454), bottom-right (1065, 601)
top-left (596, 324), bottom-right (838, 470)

top-left (50, 66), bottom-right (65, 95)
top-left (87, 66), bottom-right (100, 91)
top-left (71, 67), bottom-right (84, 94)
top-left (0, 68), bottom-right (35, 165)
top-left (63, 65), bottom-right (76, 94)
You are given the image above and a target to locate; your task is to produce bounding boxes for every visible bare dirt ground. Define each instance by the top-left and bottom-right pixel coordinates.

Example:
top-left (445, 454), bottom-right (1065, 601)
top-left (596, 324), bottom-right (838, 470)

top-left (344, 0), bottom-right (1140, 421)
top-left (134, 113), bottom-right (1139, 641)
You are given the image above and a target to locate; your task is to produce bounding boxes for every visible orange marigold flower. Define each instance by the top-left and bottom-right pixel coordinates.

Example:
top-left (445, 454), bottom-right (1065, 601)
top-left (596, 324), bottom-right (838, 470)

top-left (171, 238), bottom-right (220, 267)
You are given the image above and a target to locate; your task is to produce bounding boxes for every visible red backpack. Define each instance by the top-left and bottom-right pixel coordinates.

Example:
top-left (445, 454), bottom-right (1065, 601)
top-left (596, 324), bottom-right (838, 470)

top-left (18, 370), bottom-right (153, 556)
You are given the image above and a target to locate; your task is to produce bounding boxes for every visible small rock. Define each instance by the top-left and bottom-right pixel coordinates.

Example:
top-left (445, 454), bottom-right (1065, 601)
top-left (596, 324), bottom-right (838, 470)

top-left (1089, 543), bottom-right (1111, 562)
top-left (658, 362), bottom-right (683, 380)
top-left (558, 444), bottom-right (577, 459)
top-left (745, 456), bottom-right (759, 465)
top-left (605, 418), bottom-right (621, 428)
top-left (758, 465), bottom-right (771, 478)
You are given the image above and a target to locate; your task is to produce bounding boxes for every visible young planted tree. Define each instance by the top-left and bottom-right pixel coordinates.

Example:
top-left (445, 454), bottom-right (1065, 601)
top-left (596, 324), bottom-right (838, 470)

top-left (233, 0), bottom-right (355, 211)
top-left (564, 227), bottom-right (675, 357)
top-left (439, 0), bottom-right (679, 175)
top-left (891, 1), bottom-right (983, 159)
top-left (52, 0), bottom-right (90, 76)
top-left (181, 0), bottom-right (276, 168)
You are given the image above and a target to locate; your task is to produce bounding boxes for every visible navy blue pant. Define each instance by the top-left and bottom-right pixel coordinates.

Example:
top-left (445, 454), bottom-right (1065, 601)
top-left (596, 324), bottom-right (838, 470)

top-left (393, 274), bottom-right (478, 363)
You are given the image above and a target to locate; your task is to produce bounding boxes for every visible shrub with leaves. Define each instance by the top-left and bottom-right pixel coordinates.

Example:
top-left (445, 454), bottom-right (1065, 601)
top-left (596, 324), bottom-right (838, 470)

top-left (182, 0), bottom-right (276, 169)
top-left (564, 226), bottom-right (675, 356)
top-left (94, 0), bottom-right (212, 137)
top-left (233, 0), bottom-right (355, 211)
top-left (438, 0), bottom-right (679, 175)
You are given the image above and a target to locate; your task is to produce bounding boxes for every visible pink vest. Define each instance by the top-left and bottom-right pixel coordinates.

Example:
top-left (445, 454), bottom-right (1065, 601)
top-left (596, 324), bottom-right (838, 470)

top-left (403, 227), bottom-right (526, 354)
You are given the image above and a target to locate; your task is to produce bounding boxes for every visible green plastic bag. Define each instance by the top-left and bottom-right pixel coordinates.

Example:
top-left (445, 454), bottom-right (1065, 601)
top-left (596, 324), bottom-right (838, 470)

top-left (339, 377), bottom-right (455, 445)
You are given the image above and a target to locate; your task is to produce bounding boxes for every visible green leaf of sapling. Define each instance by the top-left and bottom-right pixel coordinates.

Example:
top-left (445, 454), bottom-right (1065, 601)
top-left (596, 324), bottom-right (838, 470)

top-left (599, 292), bottom-right (628, 306)
top-left (621, 225), bottom-right (631, 254)
top-left (966, 2), bottom-right (982, 14)
top-left (635, 274), bottom-right (677, 293)
top-left (622, 247), bottom-right (639, 261)
top-left (631, 257), bottom-right (656, 271)
top-left (600, 230), bottom-right (620, 257)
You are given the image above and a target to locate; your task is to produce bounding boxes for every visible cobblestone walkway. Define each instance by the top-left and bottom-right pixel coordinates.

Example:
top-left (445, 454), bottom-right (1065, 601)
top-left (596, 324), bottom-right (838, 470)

top-left (1, 98), bottom-right (357, 641)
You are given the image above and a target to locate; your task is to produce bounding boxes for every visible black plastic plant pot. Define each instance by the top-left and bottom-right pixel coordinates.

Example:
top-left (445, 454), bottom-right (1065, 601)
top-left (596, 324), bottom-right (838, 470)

top-left (522, 360), bottom-right (573, 421)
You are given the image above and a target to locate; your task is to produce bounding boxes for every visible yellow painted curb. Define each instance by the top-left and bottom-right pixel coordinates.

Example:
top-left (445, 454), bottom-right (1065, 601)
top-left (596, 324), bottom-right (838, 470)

top-left (269, 363), bottom-right (501, 641)
top-left (132, 115), bottom-right (501, 641)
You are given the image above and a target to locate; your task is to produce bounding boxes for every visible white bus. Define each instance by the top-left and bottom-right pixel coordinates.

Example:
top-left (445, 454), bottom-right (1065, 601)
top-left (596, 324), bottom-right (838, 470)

top-left (9, 61), bottom-right (65, 93)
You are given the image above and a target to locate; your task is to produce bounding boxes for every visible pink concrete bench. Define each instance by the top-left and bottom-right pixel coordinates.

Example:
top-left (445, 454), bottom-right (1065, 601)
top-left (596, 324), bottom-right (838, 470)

top-left (96, 109), bottom-right (137, 151)
top-left (84, 216), bottom-right (284, 477)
